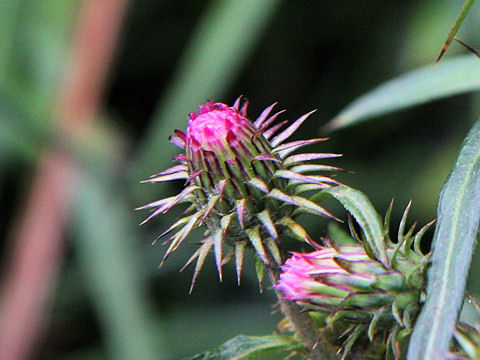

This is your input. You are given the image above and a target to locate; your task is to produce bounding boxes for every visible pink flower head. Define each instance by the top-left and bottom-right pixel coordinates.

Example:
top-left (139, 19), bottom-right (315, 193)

top-left (276, 245), bottom-right (388, 310)
top-left (186, 100), bottom-right (256, 167)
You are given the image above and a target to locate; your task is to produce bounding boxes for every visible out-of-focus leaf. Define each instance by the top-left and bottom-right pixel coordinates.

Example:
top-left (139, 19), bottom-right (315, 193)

top-left (182, 334), bottom-right (303, 360)
top-left (435, 0), bottom-right (476, 63)
top-left (73, 174), bottom-right (169, 360)
top-left (325, 186), bottom-right (387, 266)
top-left (407, 119), bottom-right (480, 359)
top-left (0, 0), bottom-right (21, 81)
top-left (0, 97), bottom-right (43, 161)
top-left (325, 55), bottom-right (480, 131)
top-left (134, 0), bottom-right (281, 194)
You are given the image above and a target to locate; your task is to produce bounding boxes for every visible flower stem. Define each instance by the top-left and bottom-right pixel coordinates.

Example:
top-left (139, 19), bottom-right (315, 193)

top-left (265, 252), bottom-right (338, 360)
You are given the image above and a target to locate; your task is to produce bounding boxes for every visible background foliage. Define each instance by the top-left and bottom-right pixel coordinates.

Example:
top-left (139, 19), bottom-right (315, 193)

top-left (1, 1), bottom-right (480, 359)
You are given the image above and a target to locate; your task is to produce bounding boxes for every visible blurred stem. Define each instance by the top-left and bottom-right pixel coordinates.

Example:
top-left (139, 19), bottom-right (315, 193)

top-left (0, 152), bottom-right (75, 360)
top-left (0, 1), bottom-right (129, 359)
top-left (265, 252), bottom-right (338, 360)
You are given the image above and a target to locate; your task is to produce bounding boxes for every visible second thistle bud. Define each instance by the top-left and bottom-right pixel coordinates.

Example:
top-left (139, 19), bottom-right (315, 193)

top-left (277, 199), bottom-right (434, 359)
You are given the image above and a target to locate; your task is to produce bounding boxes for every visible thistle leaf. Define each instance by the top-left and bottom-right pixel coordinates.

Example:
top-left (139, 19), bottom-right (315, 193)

top-left (408, 119), bottom-right (480, 360)
top-left (325, 186), bottom-right (388, 266)
top-left (181, 334), bottom-right (304, 360)
top-left (326, 55), bottom-right (480, 131)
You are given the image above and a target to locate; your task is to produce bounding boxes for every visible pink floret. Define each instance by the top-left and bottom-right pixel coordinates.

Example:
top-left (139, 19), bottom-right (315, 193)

top-left (186, 101), bottom-right (253, 153)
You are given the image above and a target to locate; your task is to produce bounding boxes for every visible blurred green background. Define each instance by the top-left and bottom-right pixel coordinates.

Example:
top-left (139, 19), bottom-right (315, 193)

top-left (1, 1), bottom-right (480, 359)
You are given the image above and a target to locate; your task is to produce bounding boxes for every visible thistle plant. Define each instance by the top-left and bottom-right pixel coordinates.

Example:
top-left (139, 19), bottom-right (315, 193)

top-left (138, 97), bottom-right (342, 290)
top-left (276, 201), bottom-right (433, 359)
top-left (137, 93), bottom-right (479, 360)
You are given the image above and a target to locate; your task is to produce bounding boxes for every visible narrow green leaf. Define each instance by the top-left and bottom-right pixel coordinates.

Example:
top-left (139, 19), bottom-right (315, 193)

top-left (435, 0), bottom-right (476, 63)
top-left (325, 55), bottom-right (480, 131)
top-left (407, 119), bottom-right (480, 359)
top-left (325, 186), bottom-right (388, 266)
top-left (0, 0), bottom-right (21, 81)
top-left (74, 175), bottom-right (167, 360)
top-left (182, 334), bottom-right (303, 360)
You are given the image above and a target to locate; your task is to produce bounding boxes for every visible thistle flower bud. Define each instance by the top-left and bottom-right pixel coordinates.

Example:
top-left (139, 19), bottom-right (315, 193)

top-left (277, 202), bottom-right (434, 359)
top-left (138, 97), bottom-right (342, 290)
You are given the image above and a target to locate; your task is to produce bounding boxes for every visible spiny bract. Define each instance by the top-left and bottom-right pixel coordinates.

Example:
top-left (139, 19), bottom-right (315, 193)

top-left (138, 97), bottom-right (342, 291)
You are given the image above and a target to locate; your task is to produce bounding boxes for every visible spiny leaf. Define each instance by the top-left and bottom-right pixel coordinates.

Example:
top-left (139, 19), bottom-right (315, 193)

top-left (408, 119), bottom-right (480, 360)
top-left (325, 186), bottom-right (388, 267)
top-left (182, 334), bottom-right (304, 360)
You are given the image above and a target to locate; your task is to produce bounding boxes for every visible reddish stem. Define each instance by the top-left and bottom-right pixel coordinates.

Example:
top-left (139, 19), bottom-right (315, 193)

top-left (0, 1), bottom-right (129, 359)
